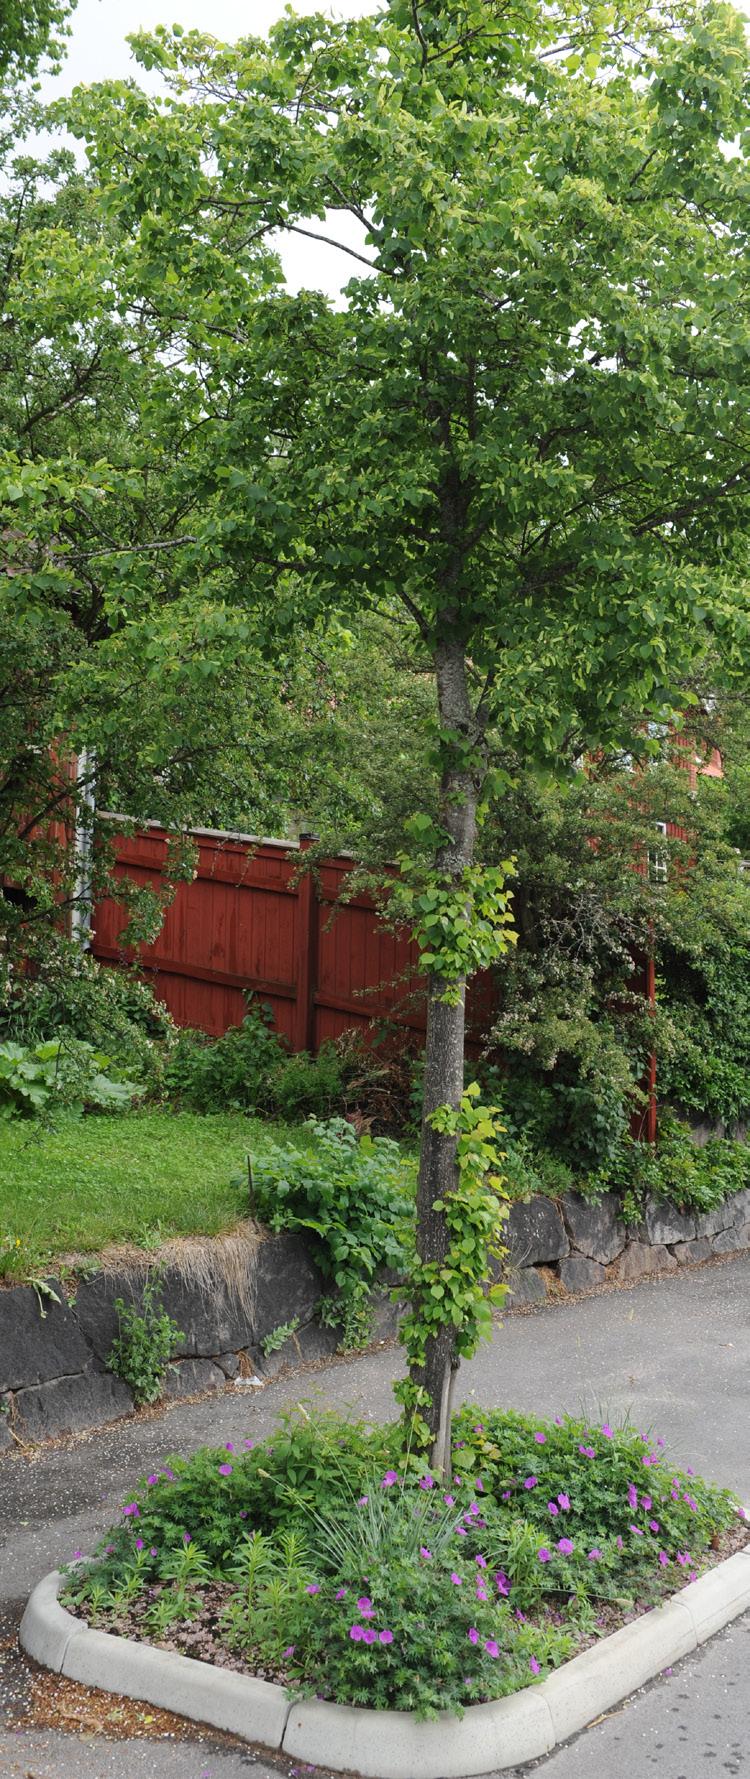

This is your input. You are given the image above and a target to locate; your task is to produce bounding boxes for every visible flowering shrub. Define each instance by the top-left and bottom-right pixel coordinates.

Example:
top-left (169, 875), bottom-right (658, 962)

top-left (61, 1406), bottom-right (740, 1720)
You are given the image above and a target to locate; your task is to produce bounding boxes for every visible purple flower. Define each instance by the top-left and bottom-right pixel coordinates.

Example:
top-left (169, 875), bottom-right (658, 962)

top-left (641, 1495), bottom-right (652, 1512)
top-left (335, 1588), bottom-right (347, 1600)
top-left (467, 1627), bottom-right (479, 1645)
top-left (475, 1554), bottom-right (487, 1569)
top-left (475, 1478), bottom-right (485, 1493)
top-left (558, 1492), bottom-right (570, 1511)
top-left (554, 1416), bottom-right (563, 1426)
top-left (548, 1502), bottom-right (559, 1517)
top-left (305, 1584), bottom-right (320, 1595)
top-left (557, 1537), bottom-right (574, 1555)
top-left (524, 1476), bottom-right (537, 1490)
top-left (657, 1437), bottom-right (665, 1448)
top-left (379, 1628), bottom-right (393, 1644)
top-left (450, 1572), bottom-right (463, 1586)
top-left (381, 1470), bottom-right (398, 1488)
top-left (676, 1551), bottom-right (691, 1567)
top-left (357, 1496), bottom-right (369, 1506)
top-left (224, 1443), bottom-right (234, 1453)
top-left (529, 1655), bottom-right (541, 1675)
top-left (649, 1520), bottom-right (660, 1533)
top-left (578, 1445), bottom-right (596, 1459)
top-left (630, 1525), bottom-right (643, 1536)
top-left (476, 1585), bottom-right (488, 1601)
top-left (658, 1551), bottom-right (670, 1566)
top-left (182, 1532), bottom-right (191, 1546)
top-left (72, 1550), bottom-right (83, 1561)
top-left (496, 1572), bottom-right (510, 1596)
top-left (485, 1639), bottom-right (500, 1658)
top-left (150, 1547), bottom-right (158, 1557)
top-left (146, 1475), bottom-right (158, 1486)
top-left (516, 1608), bottom-right (527, 1621)
top-left (218, 1463), bottom-right (233, 1477)
top-left (537, 1547), bottom-right (551, 1563)
top-left (243, 1439), bottom-right (255, 1449)
top-left (418, 1474), bottom-right (434, 1491)
top-left (362, 1628), bottom-right (377, 1645)
top-left (588, 1548), bottom-right (602, 1561)
top-left (135, 1539), bottom-right (145, 1552)
top-left (686, 1467), bottom-right (694, 1477)
top-left (162, 1468), bottom-right (175, 1481)
top-left (616, 1535), bottom-right (623, 1550)
top-left (501, 1490), bottom-right (511, 1501)
top-left (357, 1597), bottom-right (372, 1612)
top-left (456, 1526), bottom-right (467, 1537)
top-left (122, 1502), bottom-right (140, 1517)
top-left (473, 1424), bottom-right (485, 1433)
top-left (627, 1483), bottom-right (638, 1510)
top-left (349, 1624), bottom-right (364, 1641)
top-left (419, 1547), bottom-right (432, 1561)
top-left (282, 1645), bottom-right (295, 1658)
top-left (444, 1494), bottom-right (455, 1507)
top-left (601, 1423), bottom-right (614, 1439)
top-left (534, 1432), bottom-right (546, 1445)
top-left (105, 1545), bottom-right (115, 1556)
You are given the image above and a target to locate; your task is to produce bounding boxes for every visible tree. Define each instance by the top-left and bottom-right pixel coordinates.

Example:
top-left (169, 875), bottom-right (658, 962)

top-left (0, 0), bottom-right (73, 80)
top-left (57, 0), bottom-right (750, 1454)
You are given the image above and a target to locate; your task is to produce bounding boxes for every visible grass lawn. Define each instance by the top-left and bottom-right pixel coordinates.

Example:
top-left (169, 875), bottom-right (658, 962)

top-left (0, 1110), bottom-right (318, 1268)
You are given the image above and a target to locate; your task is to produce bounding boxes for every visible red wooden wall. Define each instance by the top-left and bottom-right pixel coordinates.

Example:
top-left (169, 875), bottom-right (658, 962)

top-left (92, 824), bottom-right (497, 1049)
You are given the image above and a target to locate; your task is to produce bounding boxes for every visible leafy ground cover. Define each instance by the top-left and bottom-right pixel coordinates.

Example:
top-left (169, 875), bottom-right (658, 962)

top-left (0, 1110), bottom-right (321, 1271)
top-left (61, 1406), bottom-right (743, 1720)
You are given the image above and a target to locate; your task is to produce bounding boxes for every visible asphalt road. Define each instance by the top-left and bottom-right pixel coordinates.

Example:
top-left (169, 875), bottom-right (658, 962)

top-left (1, 1253), bottom-right (748, 1779)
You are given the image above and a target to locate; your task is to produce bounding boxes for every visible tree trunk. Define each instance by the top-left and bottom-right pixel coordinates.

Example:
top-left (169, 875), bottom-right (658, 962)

top-left (410, 634), bottom-right (481, 1462)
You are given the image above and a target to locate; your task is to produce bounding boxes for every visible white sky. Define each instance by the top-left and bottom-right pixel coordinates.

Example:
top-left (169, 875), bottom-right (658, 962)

top-left (39, 0), bottom-right (376, 296)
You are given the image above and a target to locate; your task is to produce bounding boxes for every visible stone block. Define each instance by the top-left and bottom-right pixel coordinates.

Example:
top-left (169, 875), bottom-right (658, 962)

top-left (542, 1600), bottom-right (695, 1745)
top-left (214, 1351), bottom-right (240, 1379)
top-left (75, 1267), bottom-right (255, 1364)
top-left (561, 1193), bottom-right (627, 1264)
top-left (62, 1625), bottom-right (289, 1748)
top-left (730, 1187), bottom-right (750, 1227)
top-left (644, 1197), bottom-right (696, 1246)
top-left (694, 1203), bottom-right (735, 1239)
top-left (503, 1267), bottom-right (549, 1309)
top-left (677, 1554), bottom-right (750, 1642)
top-left (505, 1198), bottom-right (569, 1267)
top-left (0, 1282), bottom-right (93, 1392)
top-left (163, 1358), bottom-right (226, 1398)
top-left (610, 1242), bottom-right (676, 1284)
top-left (282, 1689), bottom-right (554, 1779)
top-left (19, 1571), bottom-right (79, 1672)
top-left (13, 1372), bottom-right (133, 1442)
top-left (558, 1256), bottom-right (605, 1295)
top-left (671, 1238), bottom-right (712, 1267)
top-left (712, 1222), bottom-right (750, 1255)
top-left (252, 1232), bottom-right (324, 1342)
top-left (0, 1401), bottom-right (13, 1451)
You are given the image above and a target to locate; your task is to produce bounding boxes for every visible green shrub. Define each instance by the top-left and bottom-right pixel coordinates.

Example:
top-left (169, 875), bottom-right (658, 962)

top-left (2, 954), bottom-right (176, 1089)
top-left (268, 1040), bottom-right (347, 1121)
top-left (0, 1038), bottom-right (142, 1119)
top-left (61, 1406), bottom-right (738, 1720)
top-left (107, 1276), bottom-right (183, 1405)
top-left (249, 1116), bottom-right (414, 1343)
top-left (161, 1002), bottom-right (285, 1112)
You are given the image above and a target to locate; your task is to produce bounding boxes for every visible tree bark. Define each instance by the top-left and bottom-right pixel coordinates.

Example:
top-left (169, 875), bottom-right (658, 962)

top-left (409, 633), bottom-right (482, 1461)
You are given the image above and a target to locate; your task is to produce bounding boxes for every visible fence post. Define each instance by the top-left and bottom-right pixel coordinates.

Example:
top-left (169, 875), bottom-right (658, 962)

top-left (293, 834), bottom-right (318, 1054)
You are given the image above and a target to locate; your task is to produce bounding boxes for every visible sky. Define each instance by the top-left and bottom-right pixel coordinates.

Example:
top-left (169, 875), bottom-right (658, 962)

top-left (39, 0), bottom-right (376, 296)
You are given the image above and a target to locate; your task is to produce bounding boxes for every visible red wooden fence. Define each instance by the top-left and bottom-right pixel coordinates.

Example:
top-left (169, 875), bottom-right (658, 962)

top-left (92, 822), bottom-right (496, 1049)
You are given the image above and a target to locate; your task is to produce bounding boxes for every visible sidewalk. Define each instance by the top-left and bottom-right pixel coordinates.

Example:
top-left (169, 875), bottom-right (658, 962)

top-left (1, 1254), bottom-right (749, 1778)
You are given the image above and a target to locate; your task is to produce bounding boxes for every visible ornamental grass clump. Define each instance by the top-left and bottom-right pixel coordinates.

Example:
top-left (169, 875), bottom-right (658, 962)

top-left (61, 1406), bottom-right (741, 1720)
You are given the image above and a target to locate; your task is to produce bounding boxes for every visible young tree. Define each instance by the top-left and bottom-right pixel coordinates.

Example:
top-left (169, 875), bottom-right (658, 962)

top-left (60, 0), bottom-right (750, 1452)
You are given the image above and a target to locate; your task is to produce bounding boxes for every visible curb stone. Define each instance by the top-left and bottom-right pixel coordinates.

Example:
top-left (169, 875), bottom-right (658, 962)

top-left (19, 1528), bottom-right (750, 1779)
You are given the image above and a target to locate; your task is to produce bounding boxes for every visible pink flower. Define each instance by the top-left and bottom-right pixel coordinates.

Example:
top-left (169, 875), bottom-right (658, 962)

top-left (601, 1424), bottom-right (614, 1439)
top-left (224, 1443), bottom-right (234, 1453)
top-left (218, 1463), bottom-right (233, 1477)
top-left (243, 1439), bottom-right (255, 1449)
top-left (349, 1625), bottom-right (364, 1641)
top-left (558, 1493), bottom-right (570, 1511)
top-left (649, 1520), bottom-right (660, 1533)
top-left (282, 1644), bottom-right (295, 1658)
top-left (537, 1547), bottom-right (551, 1563)
top-left (534, 1432), bottom-right (546, 1445)
top-left (475, 1555), bottom-right (487, 1569)
top-left (357, 1597), bottom-right (373, 1612)
top-left (475, 1478), bottom-right (485, 1493)
top-left (616, 1536), bottom-right (623, 1550)
top-left (150, 1547), bottom-right (158, 1557)
top-left (496, 1572), bottom-right (510, 1596)
top-left (529, 1655), bottom-right (541, 1675)
top-left (524, 1476), bottom-right (537, 1490)
top-left (676, 1551), bottom-right (691, 1567)
top-left (444, 1494), bottom-right (455, 1507)
top-left (450, 1572), bottom-right (463, 1586)
top-left (183, 1532), bottom-right (191, 1546)
top-left (357, 1496), bottom-right (369, 1506)
top-left (476, 1585), bottom-right (488, 1601)
top-left (658, 1551), bottom-right (670, 1566)
top-left (335, 1588), bottom-right (347, 1600)
top-left (381, 1470), bottom-right (398, 1488)
top-left (419, 1547), bottom-right (432, 1561)
top-left (122, 1503), bottom-right (139, 1517)
top-left (627, 1483), bottom-right (638, 1510)
top-left (578, 1445), bottom-right (596, 1458)
top-left (419, 1474), bottom-right (434, 1490)
top-left (548, 1502), bottom-right (559, 1516)
top-left (379, 1629), bottom-right (393, 1644)
top-left (473, 1424), bottom-right (485, 1433)
top-left (362, 1628), bottom-right (377, 1645)
top-left (557, 1537), bottom-right (574, 1555)
top-left (146, 1475), bottom-right (158, 1486)
top-left (467, 1627), bottom-right (479, 1645)
top-left (630, 1525), bottom-right (643, 1536)
top-left (305, 1584), bottom-right (320, 1595)
top-left (135, 1539), bottom-right (145, 1552)
top-left (588, 1548), bottom-right (602, 1561)
top-left (485, 1639), bottom-right (500, 1658)
top-left (641, 1496), bottom-right (652, 1512)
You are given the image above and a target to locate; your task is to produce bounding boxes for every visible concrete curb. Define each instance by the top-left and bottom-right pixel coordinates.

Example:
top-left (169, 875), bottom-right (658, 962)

top-left (20, 1530), bottom-right (750, 1779)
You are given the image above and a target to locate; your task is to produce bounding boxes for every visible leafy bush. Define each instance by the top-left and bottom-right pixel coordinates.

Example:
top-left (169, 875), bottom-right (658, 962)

top-left (249, 1117), bottom-right (414, 1344)
top-left (586, 1115), bottom-right (750, 1218)
top-left (62, 1406), bottom-right (738, 1719)
top-left (162, 1003), bottom-right (285, 1112)
top-left (107, 1276), bottom-right (183, 1405)
top-left (268, 1041), bottom-right (347, 1121)
top-left (2, 953), bottom-right (176, 1089)
top-left (0, 1038), bottom-right (142, 1119)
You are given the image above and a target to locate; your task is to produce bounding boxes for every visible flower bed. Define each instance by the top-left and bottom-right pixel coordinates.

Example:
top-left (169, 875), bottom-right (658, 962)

top-left (60, 1407), bottom-right (742, 1721)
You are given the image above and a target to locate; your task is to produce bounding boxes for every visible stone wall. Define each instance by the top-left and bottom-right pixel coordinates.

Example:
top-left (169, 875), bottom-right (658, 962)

top-left (0, 1232), bottom-right (401, 1452)
top-left (502, 1186), bottom-right (750, 1306)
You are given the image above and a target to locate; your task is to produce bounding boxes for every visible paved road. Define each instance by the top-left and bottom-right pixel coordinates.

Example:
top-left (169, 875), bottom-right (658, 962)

top-left (1, 1255), bottom-right (748, 1779)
